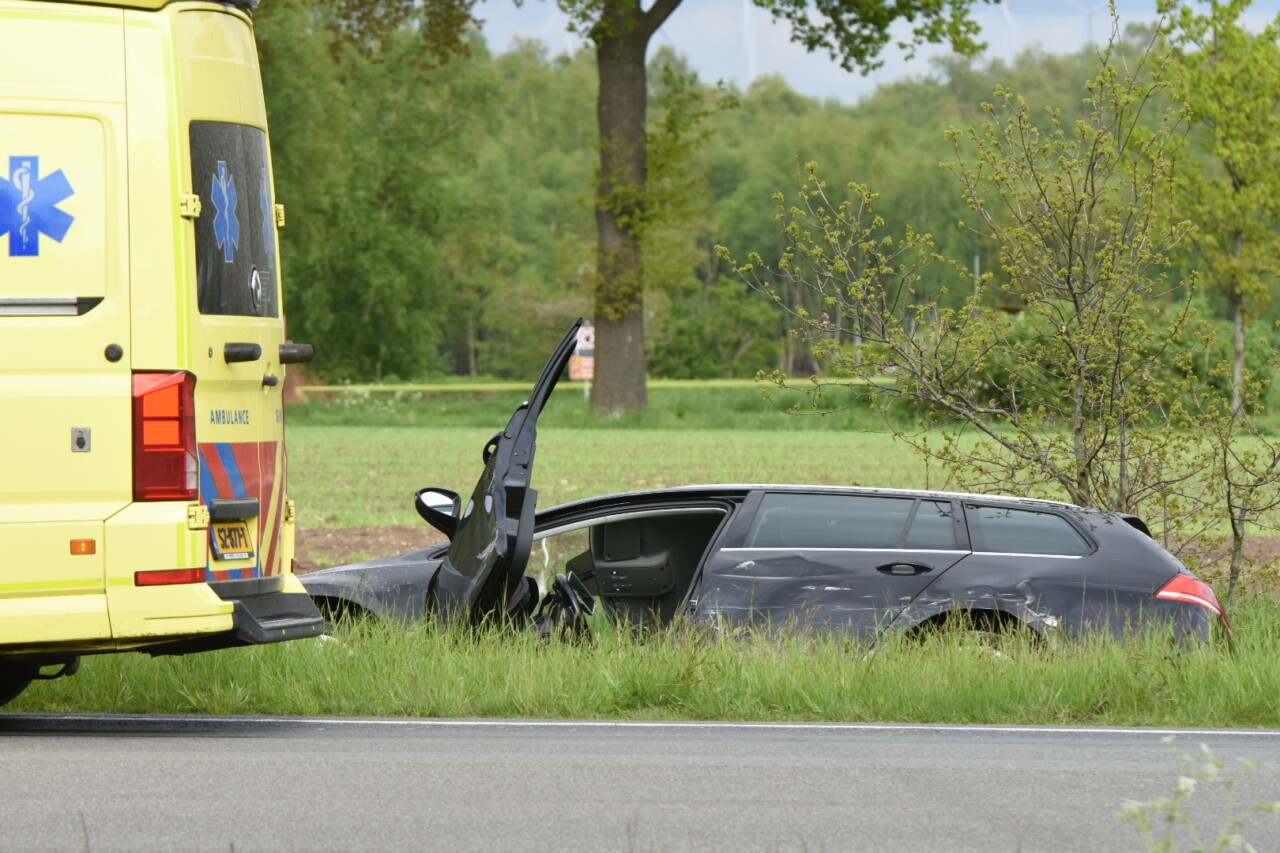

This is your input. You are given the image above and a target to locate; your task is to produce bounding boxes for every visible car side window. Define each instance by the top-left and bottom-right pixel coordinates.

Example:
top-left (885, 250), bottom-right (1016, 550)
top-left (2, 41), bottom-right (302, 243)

top-left (904, 500), bottom-right (956, 549)
top-left (747, 493), bottom-right (916, 549)
top-left (969, 506), bottom-right (1090, 556)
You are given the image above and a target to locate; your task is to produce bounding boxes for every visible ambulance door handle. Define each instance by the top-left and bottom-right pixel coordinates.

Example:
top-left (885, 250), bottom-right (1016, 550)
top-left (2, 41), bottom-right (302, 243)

top-left (279, 343), bottom-right (314, 364)
top-left (262, 375), bottom-right (279, 387)
top-left (224, 342), bottom-right (262, 363)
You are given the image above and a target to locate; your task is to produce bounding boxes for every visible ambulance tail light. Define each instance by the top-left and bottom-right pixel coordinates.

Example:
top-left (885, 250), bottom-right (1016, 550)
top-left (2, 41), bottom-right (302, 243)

top-left (135, 568), bottom-right (205, 586)
top-left (132, 371), bottom-right (198, 501)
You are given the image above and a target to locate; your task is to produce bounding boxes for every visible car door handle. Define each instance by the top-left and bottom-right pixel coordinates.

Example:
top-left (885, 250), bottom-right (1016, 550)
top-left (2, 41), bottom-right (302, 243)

top-left (224, 342), bottom-right (262, 363)
top-left (876, 562), bottom-right (933, 576)
top-left (279, 343), bottom-right (315, 364)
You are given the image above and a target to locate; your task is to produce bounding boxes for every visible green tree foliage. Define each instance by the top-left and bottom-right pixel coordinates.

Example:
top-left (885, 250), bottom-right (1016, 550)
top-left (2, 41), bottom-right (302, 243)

top-left (581, 0), bottom-right (1002, 415)
top-left (255, 5), bottom-right (1174, 386)
top-left (259, 2), bottom-right (500, 379)
top-left (258, 4), bottom-right (601, 380)
top-left (701, 47), bottom-right (1104, 374)
top-left (1159, 0), bottom-right (1280, 420)
top-left (441, 42), bottom-right (599, 377)
top-left (294, 0), bottom-right (999, 413)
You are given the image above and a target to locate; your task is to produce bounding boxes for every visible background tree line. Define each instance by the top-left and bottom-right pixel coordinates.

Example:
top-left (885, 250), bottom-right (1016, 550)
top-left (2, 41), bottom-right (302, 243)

top-left (256, 4), bottom-right (1280, 387)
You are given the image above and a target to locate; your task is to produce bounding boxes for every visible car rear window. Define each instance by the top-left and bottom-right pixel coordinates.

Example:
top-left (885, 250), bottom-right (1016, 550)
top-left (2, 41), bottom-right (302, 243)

top-left (189, 121), bottom-right (279, 317)
top-left (747, 493), bottom-right (922, 549)
top-left (968, 506), bottom-right (1091, 556)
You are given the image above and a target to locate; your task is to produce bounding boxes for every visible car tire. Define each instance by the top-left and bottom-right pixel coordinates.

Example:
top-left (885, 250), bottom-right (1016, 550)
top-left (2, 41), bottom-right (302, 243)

top-left (314, 598), bottom-right (371, 634)
top-left (916, 611), bottom-right (1034, 655)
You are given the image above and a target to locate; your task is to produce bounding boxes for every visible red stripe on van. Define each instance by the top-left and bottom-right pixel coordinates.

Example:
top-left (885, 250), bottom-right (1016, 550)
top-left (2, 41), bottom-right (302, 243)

top-left (199, 440), bottom-right (282, 580)
top-left (200, 445), bottom-right (235, 501)
top-left (260, 442), bottom-right (281, 576)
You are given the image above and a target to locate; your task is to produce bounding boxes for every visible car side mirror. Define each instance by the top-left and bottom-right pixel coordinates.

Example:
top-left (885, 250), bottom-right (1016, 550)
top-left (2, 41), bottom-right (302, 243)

top-left (415, 487), bottom-right (462, 539)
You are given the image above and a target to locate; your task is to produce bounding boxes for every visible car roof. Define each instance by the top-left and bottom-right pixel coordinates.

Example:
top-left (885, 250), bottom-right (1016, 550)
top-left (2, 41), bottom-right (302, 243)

top-left (540, 483), bottom-right (1087, 518)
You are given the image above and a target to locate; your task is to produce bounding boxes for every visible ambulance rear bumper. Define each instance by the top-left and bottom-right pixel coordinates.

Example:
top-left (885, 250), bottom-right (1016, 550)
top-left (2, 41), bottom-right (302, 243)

top-left (143, 583), bottom-right (323, 656)
top-left (227, 591), bottom-right (325, 645)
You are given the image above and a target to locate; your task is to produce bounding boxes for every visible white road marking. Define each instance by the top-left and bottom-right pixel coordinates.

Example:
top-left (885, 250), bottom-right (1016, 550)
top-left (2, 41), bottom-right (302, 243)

top-left (72, 714), bottom-right (1279, 737)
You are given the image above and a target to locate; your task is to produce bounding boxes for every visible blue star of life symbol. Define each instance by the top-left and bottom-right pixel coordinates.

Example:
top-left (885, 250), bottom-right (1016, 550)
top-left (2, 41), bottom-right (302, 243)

top-left (0, 156), bottom-right (75, 257)
top-left (212, 160), bottom-right (239, 263)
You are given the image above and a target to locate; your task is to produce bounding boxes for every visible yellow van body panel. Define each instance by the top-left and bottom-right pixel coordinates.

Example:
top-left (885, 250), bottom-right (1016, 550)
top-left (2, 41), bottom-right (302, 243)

top-left (104, 502), bottom-right (235, 641)
top-left (123, 10), bottom-right (190, 368)
top-left (0, 522), bottom-right (112, 644)
top-left (0, 0), bottom-right (320, 686)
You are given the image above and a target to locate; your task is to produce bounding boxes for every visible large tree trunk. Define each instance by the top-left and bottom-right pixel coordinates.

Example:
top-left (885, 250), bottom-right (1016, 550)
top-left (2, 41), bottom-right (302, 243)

top-left (589, 0), bottom-right (679, 416)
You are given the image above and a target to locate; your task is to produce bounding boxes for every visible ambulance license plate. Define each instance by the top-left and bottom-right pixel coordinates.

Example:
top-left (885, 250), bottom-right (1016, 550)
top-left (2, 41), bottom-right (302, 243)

top-left (211, 521), bottom-right (255, 561)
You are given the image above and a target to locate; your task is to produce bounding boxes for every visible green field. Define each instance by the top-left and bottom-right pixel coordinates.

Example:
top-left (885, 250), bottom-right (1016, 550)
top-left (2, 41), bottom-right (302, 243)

top-left (285, 381), bottom-right (949, 527)
top-left (288, 425), bottom-right (939, 528)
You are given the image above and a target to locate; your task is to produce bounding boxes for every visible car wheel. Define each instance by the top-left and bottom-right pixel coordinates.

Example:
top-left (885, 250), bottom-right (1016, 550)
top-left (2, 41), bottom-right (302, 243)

top-left (314, 598), bottom-right (372, 634)
top-left (915, 611), bottom-right (1034, 655)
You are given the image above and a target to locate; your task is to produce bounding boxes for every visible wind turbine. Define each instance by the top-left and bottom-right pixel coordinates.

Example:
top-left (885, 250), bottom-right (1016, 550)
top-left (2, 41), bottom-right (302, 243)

top-left (999, 0), bottom-right (1022, 65)
top-left (1064, 0), bottom-right (1111, 47)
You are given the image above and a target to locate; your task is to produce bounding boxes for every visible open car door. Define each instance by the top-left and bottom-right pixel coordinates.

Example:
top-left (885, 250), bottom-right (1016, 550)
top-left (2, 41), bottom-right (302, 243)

top-left (429, 319), bottom-right (583, 623)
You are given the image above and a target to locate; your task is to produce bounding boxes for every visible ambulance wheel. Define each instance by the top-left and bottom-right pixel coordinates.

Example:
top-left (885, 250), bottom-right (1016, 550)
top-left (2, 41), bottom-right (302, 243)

top-left (0, 668), bottom-right (34, 708)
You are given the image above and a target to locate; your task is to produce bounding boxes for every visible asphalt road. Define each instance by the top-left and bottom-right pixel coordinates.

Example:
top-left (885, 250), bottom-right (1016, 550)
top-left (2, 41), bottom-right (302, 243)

top-left (2, 715), bottom-right (1278, 853)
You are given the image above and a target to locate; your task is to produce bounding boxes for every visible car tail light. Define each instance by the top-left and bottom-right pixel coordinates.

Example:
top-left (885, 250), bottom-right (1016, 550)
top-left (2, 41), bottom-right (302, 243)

top-left (135, 568), bottom-right (205, 586)
top-left (1155, 574), bottom-right (1224, 620)
top-left (132, 372), bottom-right (197, 501)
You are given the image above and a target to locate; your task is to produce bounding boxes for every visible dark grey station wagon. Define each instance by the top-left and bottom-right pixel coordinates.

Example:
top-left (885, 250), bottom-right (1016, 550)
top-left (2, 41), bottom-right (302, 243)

top-left (301, 321), bottom-right (1225, 644)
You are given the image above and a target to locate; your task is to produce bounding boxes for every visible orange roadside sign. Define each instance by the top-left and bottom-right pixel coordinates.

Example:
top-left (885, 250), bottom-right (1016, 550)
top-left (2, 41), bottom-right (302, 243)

top-left (569, 355), bottom-right (595, 381)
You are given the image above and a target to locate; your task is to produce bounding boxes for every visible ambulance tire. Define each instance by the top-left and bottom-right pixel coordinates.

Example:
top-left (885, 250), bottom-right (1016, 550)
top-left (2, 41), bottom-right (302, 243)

top-left (0, 669), bottom-right (34, 708)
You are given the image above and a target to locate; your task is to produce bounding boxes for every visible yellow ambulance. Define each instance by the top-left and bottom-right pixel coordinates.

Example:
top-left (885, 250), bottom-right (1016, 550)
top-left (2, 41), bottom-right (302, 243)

top-left (0, 0), bottom-right (323, 706)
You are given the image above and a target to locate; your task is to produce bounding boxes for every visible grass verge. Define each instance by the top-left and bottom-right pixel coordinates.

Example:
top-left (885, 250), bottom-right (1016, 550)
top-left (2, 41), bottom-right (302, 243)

top-left (11, 598), bottom-right (1278, 726)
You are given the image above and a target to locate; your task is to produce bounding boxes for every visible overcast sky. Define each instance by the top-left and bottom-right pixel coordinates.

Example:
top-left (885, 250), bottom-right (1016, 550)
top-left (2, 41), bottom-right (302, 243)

top-left (477, 0), bottom-right (1280, 104)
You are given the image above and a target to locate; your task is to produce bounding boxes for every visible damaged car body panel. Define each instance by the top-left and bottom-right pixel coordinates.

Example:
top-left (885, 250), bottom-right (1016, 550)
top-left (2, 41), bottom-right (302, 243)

top-left (428, 319), bottom-right (582, 624)
top-left (689, 492), bottom-right (970, 639)
top-left (300, 322), bottom-right (1225, 643)
top-left (304, 488), bottom-right (747, 629)
top-left (892, 501), bottom-right (1217, 640)
top-left (308, 549), bottom-right (443, 624)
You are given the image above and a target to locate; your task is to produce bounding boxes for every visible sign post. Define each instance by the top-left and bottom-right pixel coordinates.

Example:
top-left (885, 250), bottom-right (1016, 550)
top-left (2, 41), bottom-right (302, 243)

top-left (569, 323), bottom-right (595, 399)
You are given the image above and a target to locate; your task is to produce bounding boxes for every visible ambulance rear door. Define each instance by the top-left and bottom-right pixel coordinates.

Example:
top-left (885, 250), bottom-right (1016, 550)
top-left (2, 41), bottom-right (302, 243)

top-left (177, 7), bottom-right (287, 585)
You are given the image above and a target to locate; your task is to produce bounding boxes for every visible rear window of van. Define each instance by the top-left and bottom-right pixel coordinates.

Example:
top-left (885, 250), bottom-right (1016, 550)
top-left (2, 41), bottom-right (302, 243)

top-left (189, 121), bottom-right (278, 317)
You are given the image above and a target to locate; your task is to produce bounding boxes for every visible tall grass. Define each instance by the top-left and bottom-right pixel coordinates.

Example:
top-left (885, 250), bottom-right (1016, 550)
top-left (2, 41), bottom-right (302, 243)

top-left (12, 601), bottom-right (1278, 726)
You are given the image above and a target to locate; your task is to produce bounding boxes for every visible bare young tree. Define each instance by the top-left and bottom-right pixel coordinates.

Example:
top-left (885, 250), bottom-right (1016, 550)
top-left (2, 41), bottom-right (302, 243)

top-left (725, 23), bottom-right (1280, 593)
